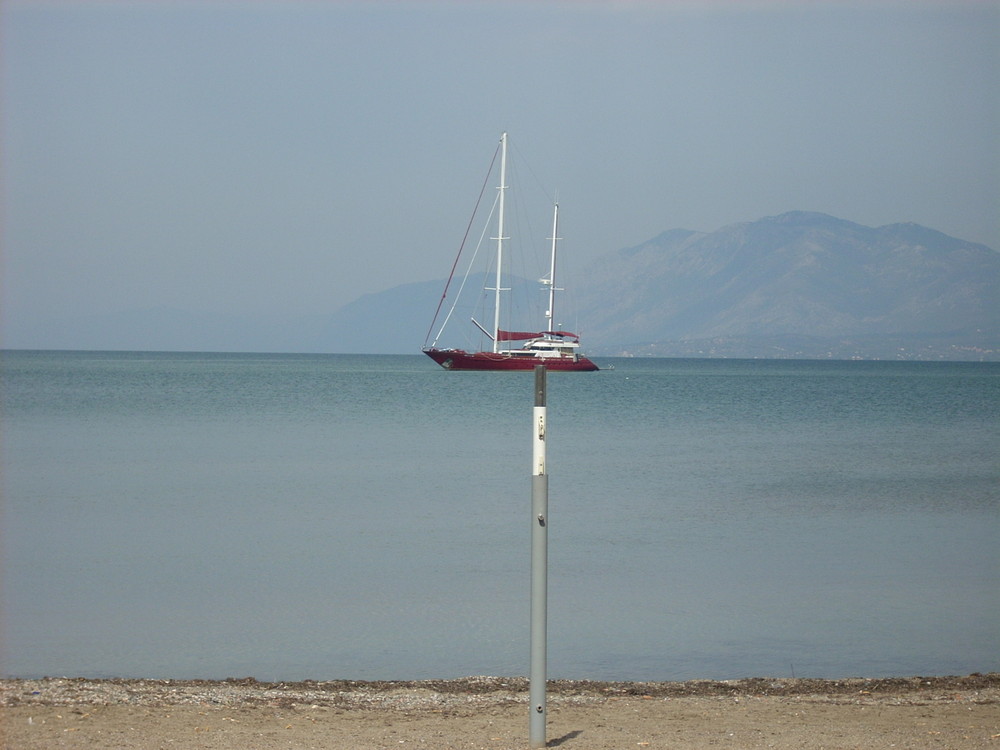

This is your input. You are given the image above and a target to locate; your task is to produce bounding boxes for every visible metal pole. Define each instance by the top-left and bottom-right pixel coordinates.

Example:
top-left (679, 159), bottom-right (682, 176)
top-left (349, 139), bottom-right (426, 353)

top-left (530, 365), bottom-right (548, 748)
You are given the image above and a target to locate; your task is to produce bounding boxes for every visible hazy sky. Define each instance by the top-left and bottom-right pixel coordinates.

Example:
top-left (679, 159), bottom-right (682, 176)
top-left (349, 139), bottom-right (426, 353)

top-left (2, 0), bottom-right (997, 334)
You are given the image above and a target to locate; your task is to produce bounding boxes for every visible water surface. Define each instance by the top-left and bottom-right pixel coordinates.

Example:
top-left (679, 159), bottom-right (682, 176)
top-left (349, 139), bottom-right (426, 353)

top-left (2, 351), bottom-right (997, 681)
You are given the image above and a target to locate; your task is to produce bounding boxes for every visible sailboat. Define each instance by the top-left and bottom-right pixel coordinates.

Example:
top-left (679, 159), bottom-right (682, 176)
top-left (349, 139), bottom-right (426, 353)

top-left (422, 133), bottom-right (599, 372)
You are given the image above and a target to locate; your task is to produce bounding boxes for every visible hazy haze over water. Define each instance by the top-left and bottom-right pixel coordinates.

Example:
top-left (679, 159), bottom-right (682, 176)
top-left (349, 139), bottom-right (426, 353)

top-left (2, 1), bottom-right (997, 352)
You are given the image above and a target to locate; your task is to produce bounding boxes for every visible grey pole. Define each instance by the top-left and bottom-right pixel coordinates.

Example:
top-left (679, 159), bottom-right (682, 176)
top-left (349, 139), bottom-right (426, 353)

top-left (530, 365), bottom-right (548, 748)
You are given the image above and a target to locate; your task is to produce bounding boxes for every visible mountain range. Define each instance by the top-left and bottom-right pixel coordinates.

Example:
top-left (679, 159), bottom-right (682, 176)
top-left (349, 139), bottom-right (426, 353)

top-left (8, 212), bottom-right (998, 360)
top-left (323, 211), bottom-right (999, 360)
top-left (574, 211), bottom-right (998, 359)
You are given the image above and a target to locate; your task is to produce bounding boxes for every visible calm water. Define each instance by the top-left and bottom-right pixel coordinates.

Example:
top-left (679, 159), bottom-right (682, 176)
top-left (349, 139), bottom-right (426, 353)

top-left (2, 351), bottom-right (998, 681)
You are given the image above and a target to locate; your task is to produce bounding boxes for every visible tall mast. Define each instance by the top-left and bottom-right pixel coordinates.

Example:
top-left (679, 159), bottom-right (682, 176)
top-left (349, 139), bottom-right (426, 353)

top-left (544, 203), bottom-right (561, 334)
top-left (492, 132), bottom-right (509, 353)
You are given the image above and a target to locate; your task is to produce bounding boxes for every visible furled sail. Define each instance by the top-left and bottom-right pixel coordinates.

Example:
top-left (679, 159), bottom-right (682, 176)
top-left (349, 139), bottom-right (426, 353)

top-left (497, 329), bottom-right (543, 341)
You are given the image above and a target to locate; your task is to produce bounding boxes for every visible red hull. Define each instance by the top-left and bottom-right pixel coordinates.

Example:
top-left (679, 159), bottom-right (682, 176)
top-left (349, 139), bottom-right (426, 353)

top-left (424, 348), bottom-right (598, 372)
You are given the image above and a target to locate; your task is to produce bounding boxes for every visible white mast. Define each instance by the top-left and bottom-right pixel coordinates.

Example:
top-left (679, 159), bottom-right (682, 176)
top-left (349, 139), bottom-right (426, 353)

top-left (491, 132), bottom-right (509, 353)
top-left (543, 203), bottom-right (561, 334)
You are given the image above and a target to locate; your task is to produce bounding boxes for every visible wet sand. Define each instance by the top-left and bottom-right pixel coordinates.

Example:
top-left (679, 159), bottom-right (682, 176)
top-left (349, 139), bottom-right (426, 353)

top-left (3, 673), bottom-right (998, 749)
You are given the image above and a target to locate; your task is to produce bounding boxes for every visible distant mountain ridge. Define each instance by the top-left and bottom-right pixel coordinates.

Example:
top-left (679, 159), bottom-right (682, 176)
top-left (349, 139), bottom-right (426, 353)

top-left (575, 211), bottom-right (998, 358)
top-left (6, 212), bottom-right (997, 360)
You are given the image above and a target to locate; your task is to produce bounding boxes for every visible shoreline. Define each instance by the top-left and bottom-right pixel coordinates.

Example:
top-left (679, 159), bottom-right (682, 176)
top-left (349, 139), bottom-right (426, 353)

top-left (4, 674), bottom-right (998, 749)
top-left (4, 673), bottom-right (1000, 707)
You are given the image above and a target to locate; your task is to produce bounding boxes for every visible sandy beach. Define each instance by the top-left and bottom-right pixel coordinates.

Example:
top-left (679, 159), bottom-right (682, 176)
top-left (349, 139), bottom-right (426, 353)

top-left (2, 673), bottom-right (998, 749)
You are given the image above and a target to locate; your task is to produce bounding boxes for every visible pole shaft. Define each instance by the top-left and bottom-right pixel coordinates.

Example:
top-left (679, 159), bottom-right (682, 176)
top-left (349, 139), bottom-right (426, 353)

top-left (530, 366), bottom-right (548, 749)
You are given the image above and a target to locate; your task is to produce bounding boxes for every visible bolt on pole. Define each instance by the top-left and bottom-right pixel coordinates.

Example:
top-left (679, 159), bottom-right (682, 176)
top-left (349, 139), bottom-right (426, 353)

top-left (530, 365), bottom-right (548, 749)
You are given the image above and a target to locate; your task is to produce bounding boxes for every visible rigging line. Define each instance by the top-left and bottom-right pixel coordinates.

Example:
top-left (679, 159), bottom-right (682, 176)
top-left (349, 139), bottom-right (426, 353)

top-left (433, 190), bottom-right (500, 348)
top-left (508, 138), bottom-right (556, 206)
top-left (423, 141), bottom-right (502, 348)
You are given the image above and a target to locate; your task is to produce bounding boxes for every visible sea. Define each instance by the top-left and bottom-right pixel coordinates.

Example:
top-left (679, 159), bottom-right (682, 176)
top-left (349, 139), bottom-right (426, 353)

top-left (1, 350), bottom-right (997, 683)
